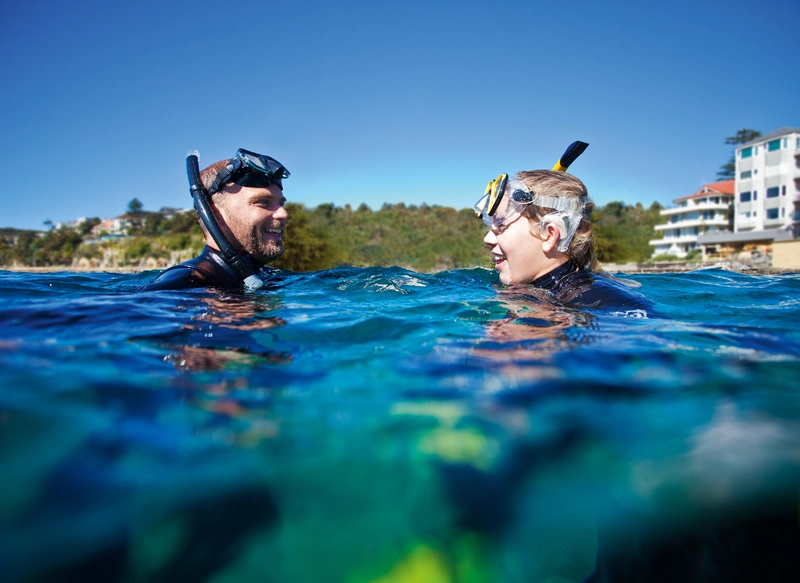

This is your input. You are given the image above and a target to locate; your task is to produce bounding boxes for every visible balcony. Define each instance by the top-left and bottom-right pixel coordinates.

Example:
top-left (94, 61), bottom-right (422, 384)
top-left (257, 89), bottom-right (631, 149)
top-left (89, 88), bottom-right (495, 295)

top-left (654, 218), bottom-right (729, 231)
top-left (660, 202), bottom-right (731, 216)
top-left (649, 234), bottom-right (699, 245)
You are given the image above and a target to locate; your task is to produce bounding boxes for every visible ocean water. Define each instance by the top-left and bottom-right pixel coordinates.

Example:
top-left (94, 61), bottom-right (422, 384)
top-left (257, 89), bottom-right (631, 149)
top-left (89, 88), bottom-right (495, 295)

top-left (1, 266), bottom-right (800, 582)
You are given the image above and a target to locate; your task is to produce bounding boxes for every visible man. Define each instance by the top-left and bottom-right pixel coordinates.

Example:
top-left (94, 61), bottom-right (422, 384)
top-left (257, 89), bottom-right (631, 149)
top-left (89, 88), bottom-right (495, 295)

top-left (474, 168), bottom-right (653, 315)
top-left (142, 148), bottom-right (290, 291)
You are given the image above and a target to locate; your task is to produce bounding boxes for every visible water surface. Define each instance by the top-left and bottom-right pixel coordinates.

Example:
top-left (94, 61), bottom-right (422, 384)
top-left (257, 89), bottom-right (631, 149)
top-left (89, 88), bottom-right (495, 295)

top-left (1, 267), bottom-right (799, 582)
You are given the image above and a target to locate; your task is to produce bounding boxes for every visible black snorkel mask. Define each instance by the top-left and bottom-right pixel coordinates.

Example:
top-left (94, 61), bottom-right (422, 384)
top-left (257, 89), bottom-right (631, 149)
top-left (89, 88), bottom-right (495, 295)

top-left (186, 148), bottom-right (290, 291)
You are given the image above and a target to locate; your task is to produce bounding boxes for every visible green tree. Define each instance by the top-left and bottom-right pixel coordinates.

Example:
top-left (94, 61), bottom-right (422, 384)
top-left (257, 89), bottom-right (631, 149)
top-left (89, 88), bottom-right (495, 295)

top-left (717, 128), bottom-right (761, 180)
top-left (593, 201), bottom-right (663, 264)
top-left (271, 203), bottom-right (344, 271)
top-left (127, 198), bottom-right (144, 213)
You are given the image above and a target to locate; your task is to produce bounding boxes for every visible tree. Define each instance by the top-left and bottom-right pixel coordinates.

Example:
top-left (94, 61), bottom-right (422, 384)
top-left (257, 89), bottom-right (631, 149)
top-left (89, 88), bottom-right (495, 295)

top-left (127, 198), bottom-right (144, 213)
top-left (717, 128), bottom-right (761, 180)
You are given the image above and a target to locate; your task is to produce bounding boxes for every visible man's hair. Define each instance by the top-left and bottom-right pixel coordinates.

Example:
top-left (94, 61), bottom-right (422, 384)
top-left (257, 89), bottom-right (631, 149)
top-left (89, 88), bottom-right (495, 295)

top-left (512, 170), bottom-right (596, 270)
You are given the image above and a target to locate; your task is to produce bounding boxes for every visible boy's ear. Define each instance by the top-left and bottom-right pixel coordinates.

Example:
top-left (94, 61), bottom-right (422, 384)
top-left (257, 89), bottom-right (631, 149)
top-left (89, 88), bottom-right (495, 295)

top-left (541, 221), bottom-right (561, 253)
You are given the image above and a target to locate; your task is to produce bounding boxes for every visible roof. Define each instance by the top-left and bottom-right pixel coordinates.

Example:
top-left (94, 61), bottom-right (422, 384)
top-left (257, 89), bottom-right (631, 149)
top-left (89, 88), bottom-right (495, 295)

top-left (697, 229), bottom-right (794, 245)
top-left (740, 127), bottom-right (800, 148)
top-left (674, 180), bottom-right (735, 203)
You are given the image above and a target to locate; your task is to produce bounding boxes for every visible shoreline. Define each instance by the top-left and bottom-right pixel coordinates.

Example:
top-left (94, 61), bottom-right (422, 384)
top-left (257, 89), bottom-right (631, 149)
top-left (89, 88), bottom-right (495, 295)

top-left (3, 263), bottom-right (797, 275)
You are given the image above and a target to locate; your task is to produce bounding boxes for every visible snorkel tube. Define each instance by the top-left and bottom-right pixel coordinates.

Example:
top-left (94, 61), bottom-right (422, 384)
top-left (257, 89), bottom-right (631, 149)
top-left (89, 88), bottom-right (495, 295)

top-left (186, 150), bottom-right (264, 290)
top-left (552, 141), bottom-right (589, 172)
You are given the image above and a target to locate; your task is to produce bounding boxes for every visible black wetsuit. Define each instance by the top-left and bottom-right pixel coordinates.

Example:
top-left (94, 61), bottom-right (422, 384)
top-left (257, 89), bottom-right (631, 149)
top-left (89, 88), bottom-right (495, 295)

top-left (531, 260), bottom-right (653, 315)
top-left (140, 246), bottom-right (246, 291)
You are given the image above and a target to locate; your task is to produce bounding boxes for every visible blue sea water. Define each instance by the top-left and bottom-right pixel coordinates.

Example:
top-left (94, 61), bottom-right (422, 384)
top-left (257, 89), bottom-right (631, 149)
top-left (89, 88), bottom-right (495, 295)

top-left (1, 266), bottom-right (800, 582)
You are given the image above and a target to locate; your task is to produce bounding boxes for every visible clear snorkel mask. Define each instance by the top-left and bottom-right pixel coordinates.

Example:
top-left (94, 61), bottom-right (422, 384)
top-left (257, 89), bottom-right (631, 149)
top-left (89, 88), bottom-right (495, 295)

top-left (473, 175), bottom-right (592, 251)
top-left (473, 141), bottom-right (591, 252)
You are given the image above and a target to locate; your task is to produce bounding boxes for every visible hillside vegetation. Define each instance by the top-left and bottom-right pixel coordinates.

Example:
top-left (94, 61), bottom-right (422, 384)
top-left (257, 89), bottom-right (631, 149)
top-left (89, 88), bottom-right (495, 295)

top-left (1, 201), bottom-right (664, 272)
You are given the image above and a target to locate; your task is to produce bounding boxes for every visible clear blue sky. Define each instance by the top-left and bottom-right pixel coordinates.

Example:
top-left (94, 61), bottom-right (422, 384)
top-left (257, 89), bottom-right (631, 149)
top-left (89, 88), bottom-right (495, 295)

top-left (1, 0), bottom-right (797, 230)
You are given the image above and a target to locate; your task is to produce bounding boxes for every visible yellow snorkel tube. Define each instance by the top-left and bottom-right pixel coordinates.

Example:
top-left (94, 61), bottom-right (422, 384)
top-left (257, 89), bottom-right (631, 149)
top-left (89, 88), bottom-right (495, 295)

top-left (552, 141), bottom-right (589, 172)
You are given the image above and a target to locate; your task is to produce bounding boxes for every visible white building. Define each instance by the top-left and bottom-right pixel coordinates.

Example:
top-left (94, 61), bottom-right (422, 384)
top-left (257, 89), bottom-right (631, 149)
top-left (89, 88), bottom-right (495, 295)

top-left (649, 180), bottom-right (734, 258)
top-left (695, 127), bottom-right (800, 263)
top-left (734, 127), bottom-right (800, 234)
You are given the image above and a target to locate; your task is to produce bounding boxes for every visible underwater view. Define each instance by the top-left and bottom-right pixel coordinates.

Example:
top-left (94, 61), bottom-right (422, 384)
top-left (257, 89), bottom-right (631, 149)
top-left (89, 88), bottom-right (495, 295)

top-left (2, 266), bottom-right (800, 582)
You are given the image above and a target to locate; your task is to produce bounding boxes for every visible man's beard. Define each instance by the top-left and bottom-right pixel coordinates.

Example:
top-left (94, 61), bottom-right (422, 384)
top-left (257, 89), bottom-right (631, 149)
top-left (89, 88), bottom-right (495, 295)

top-left (247, 227), bottom-right (284, 265)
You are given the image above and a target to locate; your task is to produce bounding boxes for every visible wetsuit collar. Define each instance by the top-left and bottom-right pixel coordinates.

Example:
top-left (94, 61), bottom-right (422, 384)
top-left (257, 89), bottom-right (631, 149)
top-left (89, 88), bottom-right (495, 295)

top-left (202, 246), bottom-right (250, 287)
top-left (530, 260), bottom-right (580, 291)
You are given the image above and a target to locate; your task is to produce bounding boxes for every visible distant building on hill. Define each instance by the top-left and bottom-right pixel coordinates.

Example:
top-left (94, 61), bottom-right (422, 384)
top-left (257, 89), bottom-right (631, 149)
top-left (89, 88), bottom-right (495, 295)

top-left (649, 180), bottom-right (735, 258)
top-left (90, 216), bottom-right (131, 238)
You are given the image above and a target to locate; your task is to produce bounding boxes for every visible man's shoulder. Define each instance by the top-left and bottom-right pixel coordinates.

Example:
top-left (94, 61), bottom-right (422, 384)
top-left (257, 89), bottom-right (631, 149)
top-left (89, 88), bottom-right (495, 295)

top-left (139, 262), bottom-right (211, 291)
top-left (139, 247), bottom-right (243, 291)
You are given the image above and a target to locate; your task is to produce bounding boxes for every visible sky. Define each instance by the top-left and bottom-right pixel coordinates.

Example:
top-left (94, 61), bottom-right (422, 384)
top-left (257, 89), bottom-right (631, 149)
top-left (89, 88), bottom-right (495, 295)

top-left (1, 0), bottom-right (798, 230)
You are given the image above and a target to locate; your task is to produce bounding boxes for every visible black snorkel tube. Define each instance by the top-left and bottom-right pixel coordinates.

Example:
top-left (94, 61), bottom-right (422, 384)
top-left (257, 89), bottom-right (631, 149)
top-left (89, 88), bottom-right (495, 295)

top-left (186, 150), bottom-right (264, 290)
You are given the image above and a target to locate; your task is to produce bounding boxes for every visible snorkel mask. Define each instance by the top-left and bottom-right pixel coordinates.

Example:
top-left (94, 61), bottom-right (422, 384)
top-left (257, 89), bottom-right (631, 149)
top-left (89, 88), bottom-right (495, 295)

top-left (473, 141), bottom-right (591, 252)
top-left (186, 148), bottom-right (291, 291)
top-left (207, 149), bottom-right (290, 195)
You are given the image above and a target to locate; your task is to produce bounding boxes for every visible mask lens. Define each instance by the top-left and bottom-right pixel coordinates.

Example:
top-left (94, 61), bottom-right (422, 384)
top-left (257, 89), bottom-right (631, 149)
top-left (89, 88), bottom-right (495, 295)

top-left (234, 172), bottom-right (282, 190)
top-left (473, 193), bottom-right (491, 216)
top-left (236, 149), bottom-right (291, 179)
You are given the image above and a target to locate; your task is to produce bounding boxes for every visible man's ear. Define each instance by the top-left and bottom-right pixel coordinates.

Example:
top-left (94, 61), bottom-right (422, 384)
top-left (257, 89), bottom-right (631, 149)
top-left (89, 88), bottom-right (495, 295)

top-left (541, 221), bottom-right (561, 253)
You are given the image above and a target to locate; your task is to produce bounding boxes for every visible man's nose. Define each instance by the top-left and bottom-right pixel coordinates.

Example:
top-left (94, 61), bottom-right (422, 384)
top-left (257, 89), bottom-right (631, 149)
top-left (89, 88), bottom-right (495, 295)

top-left (274, 205), bottom-right (289, 221)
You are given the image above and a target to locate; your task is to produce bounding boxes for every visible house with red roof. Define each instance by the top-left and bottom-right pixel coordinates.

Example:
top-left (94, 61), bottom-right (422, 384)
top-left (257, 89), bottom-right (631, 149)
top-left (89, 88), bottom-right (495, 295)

top-left (649, 180), bottom-right (735, 258)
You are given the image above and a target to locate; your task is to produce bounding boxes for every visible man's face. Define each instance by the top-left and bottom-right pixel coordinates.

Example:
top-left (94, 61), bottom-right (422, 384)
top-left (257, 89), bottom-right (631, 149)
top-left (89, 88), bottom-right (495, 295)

top-left (213, 182), bottom-right (289, 265)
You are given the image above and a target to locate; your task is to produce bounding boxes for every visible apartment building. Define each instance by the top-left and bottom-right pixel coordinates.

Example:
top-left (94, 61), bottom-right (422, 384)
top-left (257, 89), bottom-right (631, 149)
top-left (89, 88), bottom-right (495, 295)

top-left (733, 127), bottom-right (800, 234)
top-left (649, 180), bottom-right (734, 258)
top-left (695, 127), bottom-right (800, 263)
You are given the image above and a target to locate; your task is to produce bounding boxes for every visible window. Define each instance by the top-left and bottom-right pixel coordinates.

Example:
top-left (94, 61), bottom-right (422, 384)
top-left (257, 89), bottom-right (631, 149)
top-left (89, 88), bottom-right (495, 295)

top-left (741, 147), bottom-right (752, 158)
top-left (740, 191), bottom-right (751, 202)
top-left (768, 139), bottom-right (781, 151)
top-left (782, 208), bottom-right (786, 218)
top-left (754, 191), bottom-right (758, 200)
top-left (766, 208), bottom-right (779, 220)
top-left (740, 170), bottom-right (752, 179)
top-left (782, 185), bottom-right (786, 196)
top-left (767, 187), bottom-right (780, 198)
